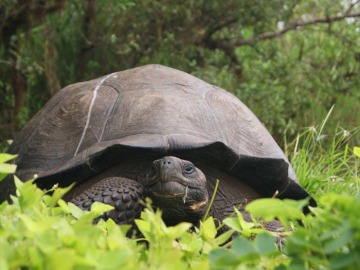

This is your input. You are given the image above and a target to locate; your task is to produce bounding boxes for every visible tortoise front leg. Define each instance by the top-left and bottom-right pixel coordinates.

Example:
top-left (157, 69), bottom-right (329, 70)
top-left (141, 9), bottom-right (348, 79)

top-left (70, 177), bottom-right (144, 225)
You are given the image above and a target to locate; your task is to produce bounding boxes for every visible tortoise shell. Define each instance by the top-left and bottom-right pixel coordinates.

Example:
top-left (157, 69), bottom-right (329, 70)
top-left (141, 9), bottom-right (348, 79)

top-left (1, 64), bottom-right (314, 207)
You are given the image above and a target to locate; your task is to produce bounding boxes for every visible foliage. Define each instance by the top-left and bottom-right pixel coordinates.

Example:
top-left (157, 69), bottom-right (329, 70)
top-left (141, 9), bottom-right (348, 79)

top-left (0, 125), bottom-right (359, 269)
top-left (0, 153), bottom-right (16, 182)
top-left (285, 193), bottom-right (360, 269)
top-left (286, 110), bottom-right (360, 197)
top-left (1, 178), bottom-right (359, 269)
top-left (0, 178), bottom-right (141, 270)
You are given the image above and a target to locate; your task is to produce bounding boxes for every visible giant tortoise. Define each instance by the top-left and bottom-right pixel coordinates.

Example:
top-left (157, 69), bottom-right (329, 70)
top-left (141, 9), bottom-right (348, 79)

top-left (0, 64), bottom-right (315, 227)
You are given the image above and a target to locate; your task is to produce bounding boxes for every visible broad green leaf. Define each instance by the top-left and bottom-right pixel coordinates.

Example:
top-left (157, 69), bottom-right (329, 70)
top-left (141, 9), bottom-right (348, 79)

top-left (95, 249), bottom-right (131, 269)
top-left (209, 248), bottom-right (238, 268)
top-left (214, 229), bottom-right (234, 246)
top-left (66, 202), bottom-right (85, 219)
top-left (167, 222), bottom-right (192, 239)
top-left (223, 216), bottom-right (242, 232)
top-left (231, 237), bottom-right (260, 262)
top-left (0, 173), bottom-right (9, 182)
top-left (246, 198), bottom-right (306, 226)
top-left (286, 228), bottom-right (323, 253)
top-left (254, 232), bottom-right (277, 255)
top-left (0, 153), bottom-right (17, 163)
top-left (233, 208), bottom-right (255, 231)
top-left (28, 246), bottom-right (43, 269)
top-left (354, 146), bottom-right (360, 158)
top-left (330, 253), bottom-right (358, 269)
top-left (134, 218), bottom-right (151, 239)
top-left (200, 216), bottom-right (217, 240)
top-left (324, 228), bottom-right (353, 254)
top-left (179, 236), bottom-right (203, 253)
top-left (43, 184), bottom-right (74, 207)
top-left (46, 249), bottom-right (76, 270)
top-left (320, 219), bottom-right (350, 242)
top-left (14, 175), bottom-right (23, 188)
top-left (0, 163), bottom-right (16, 174)
top-left (15, 178), bottom-right (43, 210)
top-left (223, 209), bottom-right (266, 238)
top-left (0, 259), bottom-right (8, 270)
top-left (90, 201), bottom-right (114, 214)
top-left (0, 153), bottom-right (17, 182)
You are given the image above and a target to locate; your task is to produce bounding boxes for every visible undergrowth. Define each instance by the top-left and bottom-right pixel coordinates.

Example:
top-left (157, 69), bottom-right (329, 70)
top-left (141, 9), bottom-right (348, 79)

top-left (0, 123), bottom-right (359, 269)
top-left (286, 108), bottom-right (360, 199)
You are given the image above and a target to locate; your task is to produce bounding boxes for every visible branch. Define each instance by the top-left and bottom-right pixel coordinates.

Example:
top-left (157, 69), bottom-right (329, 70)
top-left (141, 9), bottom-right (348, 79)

top-left (210, 12), bottom-right (360, 49)
top-left (345, 0), bottom-right (360, 15)
top-left (204, 17), bottom-right (238, 42)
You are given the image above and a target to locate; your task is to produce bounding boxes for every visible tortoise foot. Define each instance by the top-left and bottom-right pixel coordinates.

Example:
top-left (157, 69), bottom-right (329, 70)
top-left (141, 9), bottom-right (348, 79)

top-left (70, 177), bottom-right (144, 225)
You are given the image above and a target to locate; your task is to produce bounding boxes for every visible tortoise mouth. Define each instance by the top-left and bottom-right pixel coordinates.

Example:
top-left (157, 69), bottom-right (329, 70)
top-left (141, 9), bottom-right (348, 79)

top-left (145, 179), bottom-right (200, 200)
top-left (145, 174), bottom-right (200, 190)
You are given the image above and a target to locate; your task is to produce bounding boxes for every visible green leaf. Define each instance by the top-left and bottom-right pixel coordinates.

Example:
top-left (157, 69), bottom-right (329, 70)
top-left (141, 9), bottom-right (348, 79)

top-left (0, 173), bottom-right (9, 182)
top-left (15, 177), bottom-right (43, 210)
top-left (286, 228), bottom-right (323, 253)
top-left (330, 253), bottom-right (358, 269)
top-left (254, 232), bottom-right (277, 255)
top-left (223, 216), bottom-right (242, 232)
top-left (200, 216), bottom-right (217, 240)
top-left (0, 163), bottom-right (16, 174)
top-left (0, 161), bottom-right (17, 182)
top-left (167, 222), bottom-right (192, 239)
top-left (214, 229), bottom-right (234, 246)
top-left (232, 237), bottom-right (258, 259)
top-left (95, 249), bottom-right (131, 269)
top-left (324, 227), bottom-right (353, 254)
top-left (0, 153), bottom-right (17, 163)
top-left (223, 208), bottom-right (266, 238)
top-left (354, 146), bottom-right (360, 158)
top-left (90, 201), bottom-right (114, 214)
top-left (43, 184), bottom-right (74, 207)
top-left (209, 248), bottom-right (238, 268)
top-left (46, 249), bottom-right (76, 270)
top-left (320, 219), bottom-right (351, 242)
top-left (66, 202), bottom-right (85, 219)
top-left (246, 198), bottom-right (306, 226)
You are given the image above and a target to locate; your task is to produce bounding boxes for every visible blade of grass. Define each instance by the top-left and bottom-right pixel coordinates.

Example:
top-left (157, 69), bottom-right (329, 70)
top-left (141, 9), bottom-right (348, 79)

top-left (203, 179), bottom-right (219, 221)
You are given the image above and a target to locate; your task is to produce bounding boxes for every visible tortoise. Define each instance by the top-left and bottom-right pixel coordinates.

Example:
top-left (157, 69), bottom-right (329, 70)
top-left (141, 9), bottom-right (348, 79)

top-left (0, 64), bottom-right (316, 228)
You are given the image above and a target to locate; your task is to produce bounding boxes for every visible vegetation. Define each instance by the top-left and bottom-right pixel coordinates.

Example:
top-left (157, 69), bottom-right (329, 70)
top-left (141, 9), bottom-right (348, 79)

top-left (0, 124), bottom-right (359, 269)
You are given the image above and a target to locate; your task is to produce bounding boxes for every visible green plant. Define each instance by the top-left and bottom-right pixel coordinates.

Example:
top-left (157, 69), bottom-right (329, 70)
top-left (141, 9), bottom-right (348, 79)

top-left (286, 110), bottom-right (360, 198)
top-left (0, 153), bottom-right (16, 182)
top-left (285, 193), bottom-right (360, 269)
top-left (0, 121), bottom-right (359, 269)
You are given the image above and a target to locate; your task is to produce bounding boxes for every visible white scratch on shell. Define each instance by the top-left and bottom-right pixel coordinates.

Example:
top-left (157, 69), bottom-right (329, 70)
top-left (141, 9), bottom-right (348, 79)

top-left (74, 72), bottom-right (116, 156)
top-left (201, 87), bottom-right (228, 145)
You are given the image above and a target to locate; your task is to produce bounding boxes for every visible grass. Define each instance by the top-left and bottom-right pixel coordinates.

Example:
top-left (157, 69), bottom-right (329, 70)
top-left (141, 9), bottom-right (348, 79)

top-left (287, 110), bottom-right (360, 198)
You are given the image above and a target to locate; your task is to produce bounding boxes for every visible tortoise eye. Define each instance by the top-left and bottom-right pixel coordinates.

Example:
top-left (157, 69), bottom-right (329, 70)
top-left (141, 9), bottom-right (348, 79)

top-left (184, 164), bottom-right (195, 174)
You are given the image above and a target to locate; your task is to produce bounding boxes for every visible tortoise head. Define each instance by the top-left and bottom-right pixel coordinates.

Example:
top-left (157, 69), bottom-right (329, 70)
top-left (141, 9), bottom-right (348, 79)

top-left (145, 156), bottom-right (209, 225)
